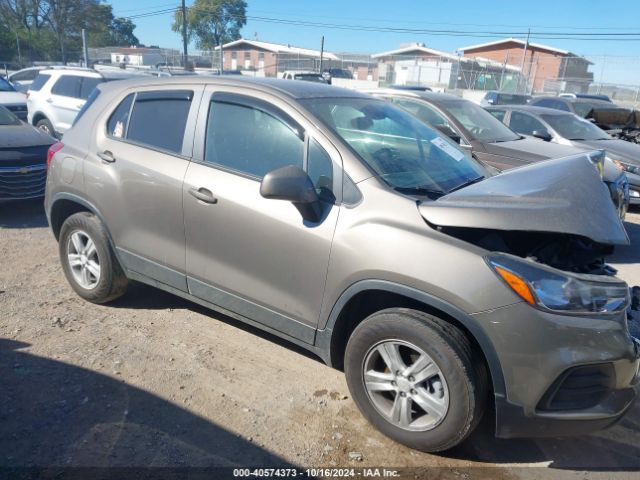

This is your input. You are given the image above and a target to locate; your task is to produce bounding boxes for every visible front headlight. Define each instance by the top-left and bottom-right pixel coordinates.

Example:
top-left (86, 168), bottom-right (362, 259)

top-left (487, 253), bottom-right (629, 314)
top-left (611, 158), bottom-right (640, 175)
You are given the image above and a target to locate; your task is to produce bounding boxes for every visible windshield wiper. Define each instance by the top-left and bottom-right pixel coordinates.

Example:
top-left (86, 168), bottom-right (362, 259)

top-left (395, 186), bottom-right (446, 197)
top-left (448, 175), bottom-right (485, 193)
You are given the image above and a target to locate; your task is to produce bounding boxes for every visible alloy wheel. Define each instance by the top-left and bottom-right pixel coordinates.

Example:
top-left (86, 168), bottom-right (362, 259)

top-left (67, 230), bottom-right (101, 289)
top-left (362, 339), bottom-right (449, 431)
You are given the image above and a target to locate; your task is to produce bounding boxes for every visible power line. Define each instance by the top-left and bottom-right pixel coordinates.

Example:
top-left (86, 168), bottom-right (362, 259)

top-left (119, 4), bottom-right (640, 42)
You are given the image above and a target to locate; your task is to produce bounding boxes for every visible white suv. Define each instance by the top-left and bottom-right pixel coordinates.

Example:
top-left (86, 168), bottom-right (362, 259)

top-left (27, 67), bottom-right (144, 137)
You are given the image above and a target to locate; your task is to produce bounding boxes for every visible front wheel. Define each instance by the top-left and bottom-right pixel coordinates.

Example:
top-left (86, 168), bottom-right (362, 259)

top-left (35, 118), bottom-right (55, 137)
top-left (59, 212), bottom-right (128, 303)
top-left (344, 308), bottom-right (487, 452)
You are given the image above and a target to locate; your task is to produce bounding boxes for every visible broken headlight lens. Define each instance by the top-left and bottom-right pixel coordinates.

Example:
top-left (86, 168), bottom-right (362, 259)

top-left (611, 159), bottom-right (640, 175)
top-left (487, 253), bottom-right (629, 314)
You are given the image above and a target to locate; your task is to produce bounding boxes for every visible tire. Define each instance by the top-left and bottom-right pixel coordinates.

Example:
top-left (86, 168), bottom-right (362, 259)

top-left (36, 118), bottom-right (56, 137)
top-left (59, 212), bottom-right (128, 303)
top-left (344, 308), bottom-right (487, 452)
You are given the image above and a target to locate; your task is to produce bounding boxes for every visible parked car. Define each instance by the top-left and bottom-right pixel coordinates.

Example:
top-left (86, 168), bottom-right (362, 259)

top-left (0, 76), bottom-right (28, 121)
top-left (529, 95), bottom-right (622, 119)
top-left (480, 91), bottom-right (531, 106)
top-left (390, 85), bottom-right (433, 92)
top-left (281, 71), bottom-right (327, 83)
top-left (559, 93), bottom-right (612, 103)
top-left (7, 66), bottom-right (47, 92)
top-left (0, 105), bottom-right (55, 201)
top-left (45, 76), bottom-right (639, 453)
top-left (487, 105), bottom-right (640, 206)
top-left (321, 68), bottom-right (354, 84)
top-left (366, 89), bottom-right (629, 217)
top-left (27, 67), bottom-right (144, 138)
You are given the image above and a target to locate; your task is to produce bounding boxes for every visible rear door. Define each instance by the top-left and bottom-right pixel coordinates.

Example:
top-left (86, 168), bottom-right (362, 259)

top-left (49, 75), bottom-right (84, 132)
top-left (85, 86), bottom-right (203, 292)
top-left (183, 87), bottom-right (342, 342)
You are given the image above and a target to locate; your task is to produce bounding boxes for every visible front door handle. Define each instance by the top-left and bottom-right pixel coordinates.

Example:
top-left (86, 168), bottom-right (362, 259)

top-left (97, 151), bottom-right (115, 163)
top-left (189, 187), bottom-right (218, 204)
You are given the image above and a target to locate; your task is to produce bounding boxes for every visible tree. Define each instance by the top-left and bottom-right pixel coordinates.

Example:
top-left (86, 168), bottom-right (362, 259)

top-left (172, 0), bottom-right (247, 69)
top-left (109, 17), bottom-right (138, 47)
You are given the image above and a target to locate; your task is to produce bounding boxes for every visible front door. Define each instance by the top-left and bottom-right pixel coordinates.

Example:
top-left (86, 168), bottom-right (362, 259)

top-left (183, 89), bottom-right (341, 343)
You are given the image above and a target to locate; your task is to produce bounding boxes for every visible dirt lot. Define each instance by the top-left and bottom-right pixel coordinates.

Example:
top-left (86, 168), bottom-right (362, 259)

top-left (1, 201), bottom-right (639, 479)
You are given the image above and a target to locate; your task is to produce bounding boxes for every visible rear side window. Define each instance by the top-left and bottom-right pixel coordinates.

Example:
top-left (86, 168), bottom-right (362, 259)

top-left (125, 90), bottom-right (193, 154)
top-left (51, 75), bottom-right (82, 98)
top-left (488, 110), bottom-right (506, 122)
top-left (509, 112), bottom-right (546, 135)
top-left (29, 74), bottom-right (50, 91)
top-left (80, 77), bottom-right (103, 100)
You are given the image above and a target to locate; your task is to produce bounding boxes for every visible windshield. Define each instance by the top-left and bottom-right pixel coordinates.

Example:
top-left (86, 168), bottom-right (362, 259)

top-left (441, 100), bottom-right (521, 143)
top-left (496, 94), bottom-right (530, 105)
top-left (0, 106), bottom-right (21, 125)
top-left (573, 102), bottom-right (604, 117)
top-left (0, 77), bottom-right (16, 92)
top-left (294, 74), bottom-right (326, 82)
top-left (542, 114), bottom-right (610, 141)
top-left (301, 97), bottom-right (485, 195)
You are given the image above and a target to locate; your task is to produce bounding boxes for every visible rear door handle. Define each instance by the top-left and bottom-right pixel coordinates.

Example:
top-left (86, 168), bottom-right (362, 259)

top-left (45, 98), bottom-right (53, 103)
top-left (97, 151), bottom-right (115, 163)
top-left (189, 187), bottom-right (218, 204)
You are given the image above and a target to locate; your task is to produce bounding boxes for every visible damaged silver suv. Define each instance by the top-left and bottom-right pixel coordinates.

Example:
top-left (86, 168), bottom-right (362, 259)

top-left (45, 77), bottom-right (640, 452)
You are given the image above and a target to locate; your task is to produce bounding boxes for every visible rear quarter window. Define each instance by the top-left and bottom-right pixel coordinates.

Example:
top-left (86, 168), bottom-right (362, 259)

top-left (29, 74), bottom-right (50, 91)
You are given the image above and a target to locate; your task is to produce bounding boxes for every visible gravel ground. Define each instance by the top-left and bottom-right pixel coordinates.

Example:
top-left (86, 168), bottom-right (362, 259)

top-left (1, 201), bottom-right (639, 480)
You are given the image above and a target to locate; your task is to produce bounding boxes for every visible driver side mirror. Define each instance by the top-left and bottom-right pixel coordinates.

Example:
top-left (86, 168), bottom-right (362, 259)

top-left (532, 129), bottom-right (552, 142)
top-left (260, 165), bottom-right (323, 222)
top-left (433, 124), bottom-right (462, 144)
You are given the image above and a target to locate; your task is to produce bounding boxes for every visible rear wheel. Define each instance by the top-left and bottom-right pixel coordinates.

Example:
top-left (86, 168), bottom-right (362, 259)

top-left (36, 118), bottom-right (55, 137)
top-left (344, 308), bottom-right (487, 452)
top-left (59, 212), bottom-right (128, 303)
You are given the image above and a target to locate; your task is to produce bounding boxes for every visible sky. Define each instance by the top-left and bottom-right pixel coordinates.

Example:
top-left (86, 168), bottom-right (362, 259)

top-left (108, 0), bottom-right (640, 86)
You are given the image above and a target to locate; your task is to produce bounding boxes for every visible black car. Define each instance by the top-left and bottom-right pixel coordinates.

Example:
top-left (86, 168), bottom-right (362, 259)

top-left (480, 91), bottom-right (531, 106)
top-left (321, 68), bottom-right (353, 84)
top-left (487, 104), bottom-right (639, 206)
top-left (0, 105), bottom-right (55, 201)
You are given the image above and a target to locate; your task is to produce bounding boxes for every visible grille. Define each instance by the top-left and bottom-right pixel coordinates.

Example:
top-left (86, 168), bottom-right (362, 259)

top-left (538, 364), bottom-right (615, 411)
top-left (0, 145), bottom-right (48, 167)
top-left (0, 165), bottom-right (47, 199)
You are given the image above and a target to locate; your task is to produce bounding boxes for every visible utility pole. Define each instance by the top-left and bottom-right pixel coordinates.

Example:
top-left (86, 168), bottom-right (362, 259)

top-left (519, 28), bottom-right (530, 94)
top-left (181, 0), bottom-right (188, 70)
top-left (15, 32), bottom-right (22, 65)
top-left (82, 29), bottom-right (89, 68)
top-left (319, 36), bottom-right (324, 74)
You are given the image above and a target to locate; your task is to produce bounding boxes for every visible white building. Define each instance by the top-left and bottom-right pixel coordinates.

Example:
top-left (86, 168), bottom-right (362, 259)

top-left (110, 48), bottom-right (164, 67)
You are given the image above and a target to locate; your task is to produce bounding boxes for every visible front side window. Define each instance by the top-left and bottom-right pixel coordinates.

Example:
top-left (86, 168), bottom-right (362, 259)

top-left (109, 90), bottom-right (193, 154)
top-left (574, 102), bottom-right (599, 117)
top-left (509, 112), bottom-right (547, 136)
top-left (441, 100), bottom-right (521, 143)
top-left (391, 98), bottom-right (451, 129)
top-left (302, 97), bottom-right (484, 196)
top-left (542, 114), bottom-right (610, 141)
top-left (51, 75), bottom-right (82, 98)
top-left (204, 100), bottom-right (304, 178)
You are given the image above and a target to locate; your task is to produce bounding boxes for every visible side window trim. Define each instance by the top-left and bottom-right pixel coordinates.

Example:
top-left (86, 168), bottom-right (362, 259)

top-left (103, 88), bottom-right (201, 158)
top-left (192, 88), bottom-right (344, 204)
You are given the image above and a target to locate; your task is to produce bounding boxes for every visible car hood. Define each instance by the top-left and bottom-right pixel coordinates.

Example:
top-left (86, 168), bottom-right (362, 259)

top-left (0, 91), bottom-right (27, 105)
top-left (483, 136), bottom-right (588, 162)
top-left (0, 123), bottom-right (55, 150)
top-left (573, 139), bottom-right (640, 165)
top-left (419, 153), bottom-right (629, 246)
